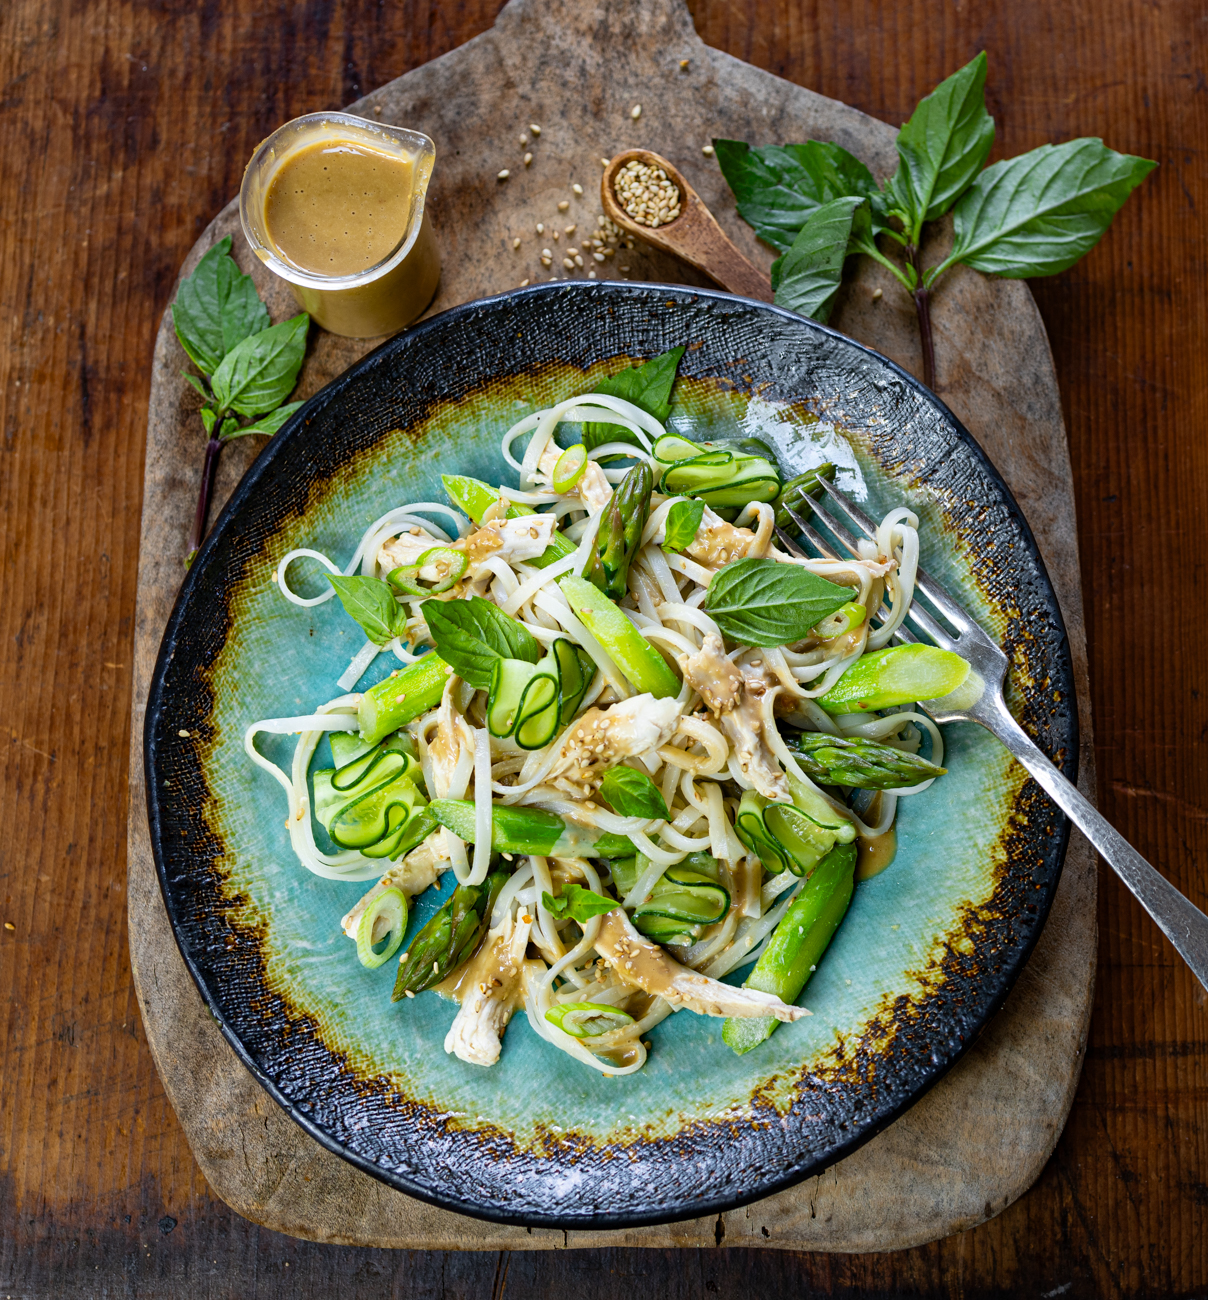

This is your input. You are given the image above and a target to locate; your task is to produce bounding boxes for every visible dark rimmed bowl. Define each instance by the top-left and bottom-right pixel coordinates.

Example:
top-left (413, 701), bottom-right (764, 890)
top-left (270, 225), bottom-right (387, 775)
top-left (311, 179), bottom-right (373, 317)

top-left (145, 282), bottom-right (1075, 1228)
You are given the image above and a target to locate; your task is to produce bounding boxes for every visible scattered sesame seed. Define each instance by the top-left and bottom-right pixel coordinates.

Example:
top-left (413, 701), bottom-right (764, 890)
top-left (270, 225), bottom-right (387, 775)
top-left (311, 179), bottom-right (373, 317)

top-left (405, 989), bottom-right (415, 999)
top-left (620, 266), bottom-right (630, 272)
top-left (552, 230), bottom-right (560, 241)
top-left (630, 104), bottom-right (642, 119)
top-left (871, 287), bottom-right (883, 300)
top-left (373, 104), bottom-right (382, 114)
top-left (524, 152), bottom-right (533, 166)
top-left (679, 58), bottom-right (690, 70)
top-left (564, 223), bottom-right (576, 234)
top-left (512, 237), bottom-right (521, 249)
top-left (536, 222), bottom-right (544, 234)
top-left (558, 199), bottom-right (569, 211)
top-left (177, 729), bottom-right (190, 738)
top-left (587, 270), bottom-right (597, 278)
top-left (3, 923), bottom-right (14, 932)
top-left (593, 251), bottom-right (605, 262)
top-left (497, 169), bottom-right (510, 180)
top-left (702, 143), bottom-right (715, 157)
top-left (541, 248), bottom-right (552, 258)
top-left (519, 279), bottom-right (529, 287)
top-left (572, 183), bottom-right (583, 196)
top-left (601, 157), bottom-right (610, 167)
top-left (562, 257), bottom-right (575, 270)
top-left (530, 123), bottom-right (541, 135)
top-left (519, 134), bottom-right (528, 146)
top-left (540, 257), bottom-right (552, 267)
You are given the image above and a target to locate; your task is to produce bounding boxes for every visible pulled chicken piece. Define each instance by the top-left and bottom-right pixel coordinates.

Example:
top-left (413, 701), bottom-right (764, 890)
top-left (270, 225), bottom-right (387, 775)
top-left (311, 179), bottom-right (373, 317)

top-left (546, 693), bottom-right (681, 798)
top-left (442, 912), bottom-right (540, 1067)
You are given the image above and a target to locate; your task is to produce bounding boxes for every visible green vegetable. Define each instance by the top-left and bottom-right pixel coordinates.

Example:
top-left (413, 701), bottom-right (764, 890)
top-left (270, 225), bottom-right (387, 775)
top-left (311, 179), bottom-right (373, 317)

top-left (659, 450), bottom-right (781, 510)
top-left (817, 642), bottom-right (970, 714)
top-left (439, 474), bottom-right (577, 569)
top-left (816, 601), bottom-right (867, 640)
top-left (210, 312), bottom-right (309, 418)
top-left (599, 765), bottom-right (669, 821)
top-left (662, 498), bottom-right (705, 553)
top-left (552, 638), bottom-right (596, 725)
top-left (326, 574), bottom-right (407, 646)
top-left (387, 547), bottom-right (468, 597)
top-left (774, 462), bottom-right (835, 529)
top-left (329, 730), bottom-right (374, 767)
top-left (553, 444), bottom-right (588, 493)
top-left (428, 799), bottom-right (636, 859)
top-left (355, 887), bottom-right (408, 969)
top-left (313, 738), bottom-right (431, 859)
top-left (735, 782), bottom-right (855, 876)
top-left (392, 871), bottom-right (508, 998)
top-left (712, 139), bottom-right (882, 254)
top-left (541, 884), bottom-right (618, 923)
top-left (583, 346), bottom-right (685, 451)
top-left (702, 557), bottom-right (852, 647)
top-left (929, 138), bottom-right (1159, 283)
top-left (559, 575), bottom-right (681, 698)
top-left (545, 1002), bottom-right (634, 1037)
top-left (423, 596), bottom-right (541, 690)
top-left (586, 461), bottom-right (653, 600)
top-left (722, 841), bottom-right (856, 1054)
top-left (771, 196), bottom-right (869, 324)
top-left (882, 51), bottom-right (996, 243)
top-left (357, 654), bottom-right (450, 745)
top-left (222, 401), bottom-right (304, 439)
top-left (632, 865), bottom-right (729, 927)
top-left (487, 658), bottom-right (560, 749)
top-left (784, 729), bottom-right (947, 789)
top-left (171, 236), bottom-right (270, 375)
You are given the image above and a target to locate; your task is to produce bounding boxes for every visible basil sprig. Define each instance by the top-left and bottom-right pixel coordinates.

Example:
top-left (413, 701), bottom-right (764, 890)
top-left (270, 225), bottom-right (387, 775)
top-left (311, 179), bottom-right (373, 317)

top-left (715, 52), bottom-right (1154, 390)
top-left (542, 884), bottom-right (618, 923)
top-left (703, 557), bottom-right (851, 647)
top-left (326, 575), bottom-right (408, 646)
top-left (424, 596), bottom-right (541, 689)
top-left (171, 237), bottom-right (310, 565)
top-left (584, 346), bottom-right (685, 451)
top-left (599, 765), bottom-right (670, 821)
top-left (662, 498), bottom-right (705, 553)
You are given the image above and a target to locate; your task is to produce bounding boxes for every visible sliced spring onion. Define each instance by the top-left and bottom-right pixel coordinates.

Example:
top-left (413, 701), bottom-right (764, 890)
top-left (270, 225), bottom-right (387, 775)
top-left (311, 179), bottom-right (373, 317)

top-left (816, 601), bottom-right (867, 640)
top-left (545, 1002), bottom-right (635, 1038)
top-left (355, 887), bottom-right (408, 969)
top-left (552, 444), bottom-right (588, 493)
top-left (387, 547), bottom-right (468, 597)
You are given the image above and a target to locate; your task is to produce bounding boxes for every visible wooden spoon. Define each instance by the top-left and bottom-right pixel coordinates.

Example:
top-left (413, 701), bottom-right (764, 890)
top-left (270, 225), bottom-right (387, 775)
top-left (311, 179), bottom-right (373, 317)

top-left (601, 149), bottom-right (773, 303)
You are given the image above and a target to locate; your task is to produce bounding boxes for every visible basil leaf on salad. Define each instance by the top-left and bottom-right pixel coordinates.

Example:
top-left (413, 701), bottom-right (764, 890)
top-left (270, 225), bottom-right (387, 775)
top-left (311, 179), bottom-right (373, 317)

top-left (703, 557), bottom-right (852, 646)
top-left (327, 574), bottom-right (405, 646)
top-left (933, 138), bottom-right (1158, 281)
top-left (771, 196), bottom-right (867, 323)
top-left (171, 237), bottom-right (271, 375)
top-left (541, 884), bottom-right (618, 923)
top-left (584, 345), bottom-right (685, 451)
top-left (662, 498), bottom-right (705, 553)
top-left (713, 138), bottom-right (882, 254)
top-left (211, 312), bottom-right (309, 417)
top-left (424, 596), bottom-right (541, 689)
top-left (882, 51), bottom-right (996, 238)
top-left (599, 765), bottom-right (670, 821)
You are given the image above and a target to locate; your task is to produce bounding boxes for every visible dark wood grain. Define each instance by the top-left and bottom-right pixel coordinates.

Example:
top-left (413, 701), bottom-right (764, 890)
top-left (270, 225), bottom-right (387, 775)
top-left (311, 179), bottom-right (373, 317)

top-left (0, 0), bottom-right (1203, 1294)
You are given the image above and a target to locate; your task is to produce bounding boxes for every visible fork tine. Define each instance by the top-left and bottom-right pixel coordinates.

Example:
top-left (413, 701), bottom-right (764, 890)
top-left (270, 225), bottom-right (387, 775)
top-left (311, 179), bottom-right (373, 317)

top-left (817, 478), bottom-right (976, 633)
top-left (772, 525), bottom-right (808, 559)
top-left (905, 602), bottom-right (959, 651)
top-left (782, 502), bottom-right (862, 559)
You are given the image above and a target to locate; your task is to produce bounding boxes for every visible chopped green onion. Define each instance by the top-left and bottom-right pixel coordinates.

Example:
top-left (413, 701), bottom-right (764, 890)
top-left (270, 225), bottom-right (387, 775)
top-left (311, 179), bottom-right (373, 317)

top-left (545, 1002), bottom-right (635, 1038)
top-left (355, 887), bottom-right (408, 969)
top-left (552, 444), bottom-right (588, 493)
top-left (816, 601), bottom-right (867, 640)
top-left (388, 547), bottom-right (468, 597)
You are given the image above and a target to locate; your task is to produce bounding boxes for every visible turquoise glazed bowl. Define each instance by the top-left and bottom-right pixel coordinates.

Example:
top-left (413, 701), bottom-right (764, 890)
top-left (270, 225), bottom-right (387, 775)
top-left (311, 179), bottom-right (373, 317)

top-left (145, 283), bottom-right (1075, 1227)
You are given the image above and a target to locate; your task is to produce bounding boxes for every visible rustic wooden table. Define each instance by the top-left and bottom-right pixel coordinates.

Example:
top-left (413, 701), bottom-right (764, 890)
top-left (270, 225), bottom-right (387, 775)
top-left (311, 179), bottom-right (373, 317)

top-left (1, 0), bottom-right (1204, 1294)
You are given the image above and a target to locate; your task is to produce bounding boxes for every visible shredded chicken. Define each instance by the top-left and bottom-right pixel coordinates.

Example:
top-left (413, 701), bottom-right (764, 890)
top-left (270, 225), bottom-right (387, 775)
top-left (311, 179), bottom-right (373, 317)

top-left (679, 635), bottom-right (789, 801)
top-left (679, 506), bottom-right (764, 572)
top-left (378, 515), bottom-right (556, 579)
top-left (595, 910), bottom-right (808, 1021)
top-left (428, 677), bottom-right (476, 798)
top-left (547, 693), bottom-right (681, 797)
top-left (340, 840), bottom-right (444, 940)
top-left (536, 442), bottom-right (613, 513)
top-left (443, 912), bottom-right (539, 1066)
top-left (377, 526), bottom-right (445, 573)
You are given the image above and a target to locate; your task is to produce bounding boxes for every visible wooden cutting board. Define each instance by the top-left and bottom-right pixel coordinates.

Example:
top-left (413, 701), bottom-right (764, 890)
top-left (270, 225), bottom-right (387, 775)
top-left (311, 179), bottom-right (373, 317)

top-left (125, 0), bottom-right (1098, 1251)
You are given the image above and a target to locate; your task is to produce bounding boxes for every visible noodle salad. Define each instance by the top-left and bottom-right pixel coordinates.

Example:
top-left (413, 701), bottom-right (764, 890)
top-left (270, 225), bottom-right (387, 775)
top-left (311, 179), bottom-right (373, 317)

top-left (245, 348), bottom-right (969, 1075)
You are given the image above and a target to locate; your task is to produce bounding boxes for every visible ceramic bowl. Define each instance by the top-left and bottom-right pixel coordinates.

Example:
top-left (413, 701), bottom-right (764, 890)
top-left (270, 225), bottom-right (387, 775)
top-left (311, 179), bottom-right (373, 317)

top-left (145, 282), bottom-right (1075, 1227)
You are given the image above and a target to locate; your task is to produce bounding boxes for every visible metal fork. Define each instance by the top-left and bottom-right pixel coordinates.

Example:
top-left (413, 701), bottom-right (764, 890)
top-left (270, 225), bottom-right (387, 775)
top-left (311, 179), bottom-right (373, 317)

top-left (776, 481), bottom-right (1208, 994)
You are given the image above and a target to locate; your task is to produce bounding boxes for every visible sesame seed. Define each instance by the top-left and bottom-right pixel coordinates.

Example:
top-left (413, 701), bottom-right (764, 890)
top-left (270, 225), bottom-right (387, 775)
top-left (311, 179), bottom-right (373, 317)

top-left (519, 135), bottom-right (527, 146)
top-left (587, 270), bottom-right (598, 279)
top-left (497, 169), bottom-right (510, 180)
top-left (552, 230), bottom-right (560, 241)
top-left (530, 124), bottom-right (541, 135)
top-left (593, 251), bottom-right (605, 262)
top-left (563, 257), bottom-right (575, 270)
top-left (564, 223), bottom-right (576, 235)
top-left (536, 222), bottom-right (544, 234)
top-left (871, 287), bottom-right (883, 300)
top-left (519, 279), bottom-right (529, 287)
top-left (512, 237), bottom-right (521, 250)
top-left (631, 104), bottom-right (642, 119)
top-left (542, 248), bottom-right (552, 258)
top-left (679, 58), bottom-right (690, 70)
top-left (3, 923), bottom-right (13, 932)
top-left (373, 104), bottom-right (382, 114)
top-left (613, 158), bottom-right (682, 228)
top-left (558, 200), bottom-right (569, 211)
top-left (601, 157), bottom-right (610, 167)
top-left (702, 144), bottom-right (715, 157)
top-left (572, 183), bottom-right (583, 196)
top-left (177, 729), bottom-right (190, 738)
top-left (524, 152), bottom-right (533, 166)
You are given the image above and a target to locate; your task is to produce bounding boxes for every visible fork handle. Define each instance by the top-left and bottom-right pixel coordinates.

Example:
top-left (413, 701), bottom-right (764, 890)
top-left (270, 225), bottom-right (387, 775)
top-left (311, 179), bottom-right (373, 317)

top-left (985, 704), bottom-right (1208, 992)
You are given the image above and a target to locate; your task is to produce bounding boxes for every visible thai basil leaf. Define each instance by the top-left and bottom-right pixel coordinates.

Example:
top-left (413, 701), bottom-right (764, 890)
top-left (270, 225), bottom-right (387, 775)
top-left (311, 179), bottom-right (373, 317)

top-left (327, 575), bottom-right (404, 646)
top-left (221, 400), bottom-right (304, 439)
top-left (713, 139), bottom-right (883, 253)
top-left (663, 498), bottom-right (705, 553)
top-left (703, 557), bottom-right (852, 646)
top-left (424, 595), bottom-right (541, 689)
top-left (883, 51), bottom-right (995, 237)
top-left (171, 237), bottom-right (271, 375)
top-left (936, 138), bottom-right (1157, 280)
top-left (199, 407), bottom-right (218, 435)
top-left (584, 345), bottom-right (685, 451)
top-left (211, 313), bottom-right (309, 417)
top-left (541, 884), bottom-right (618, 923)
top-left (599, 765), bottom-right (670, 821)
top-left (181, 372), bottom-right (210, 400)
top-left (771, 197), bottom-right (867, 323)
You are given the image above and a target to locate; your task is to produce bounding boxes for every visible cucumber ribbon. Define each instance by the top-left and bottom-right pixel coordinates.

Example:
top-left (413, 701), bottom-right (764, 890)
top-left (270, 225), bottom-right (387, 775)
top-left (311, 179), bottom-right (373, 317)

top-left (735, 779), bottom-right (856, 877)
top-left (487, 638), bottom-right (596, 750)
top-left (314, 733), bottom-right (435, 861)
top-left (652, 432), bottom-right (781, 510)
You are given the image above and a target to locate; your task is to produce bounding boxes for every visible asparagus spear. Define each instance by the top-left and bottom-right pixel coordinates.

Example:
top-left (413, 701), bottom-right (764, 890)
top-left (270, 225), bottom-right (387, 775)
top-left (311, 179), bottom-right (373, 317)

top-left (428, 797), bottom-right (636, 859)
top-left (559, 575), bottom-right (681, 698)
top-left (586, 461), bottom-right (652, 600)
top-left (774, 462), bottom-right (835, 529)
top-left (784, 730), bottom-right (946, 789)
top-left (817, 643), bottom-right (970, 714)
top-left (357, 654), bottom-right (450, 745)
top-left (392, 869), bottom-right (509, 998)
top-left (722, 841), bottom-right (856, 1055)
